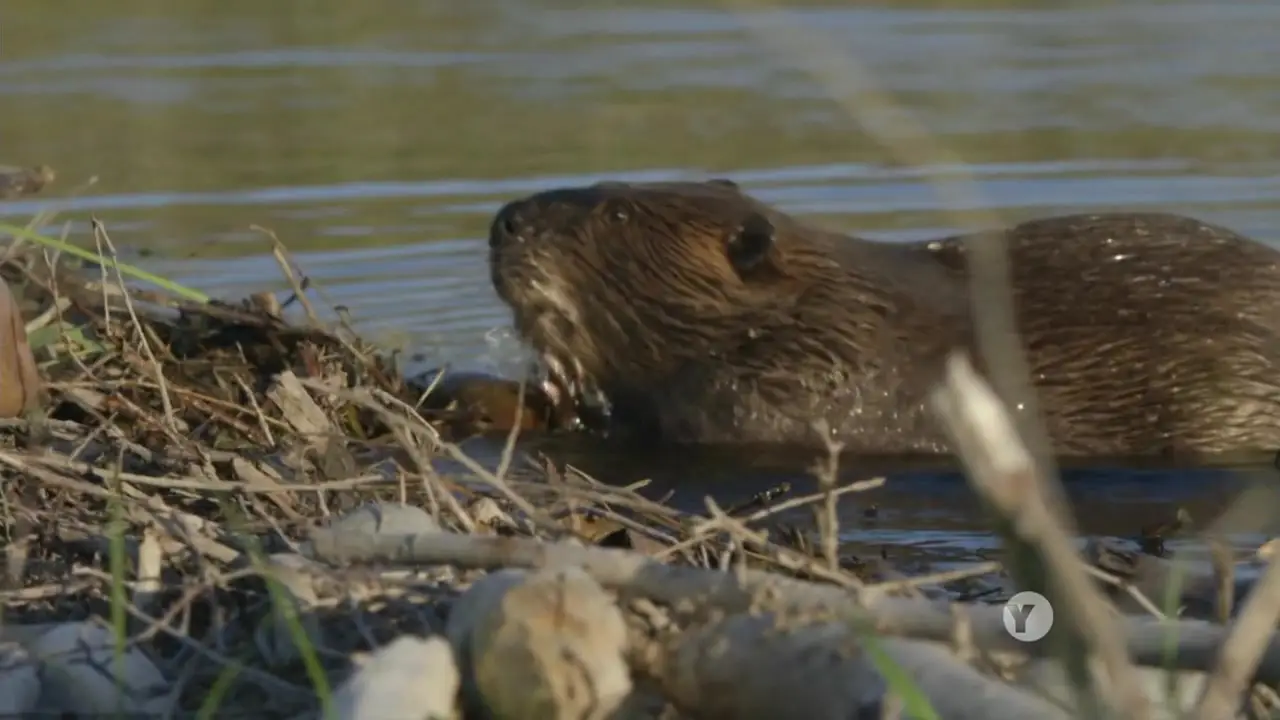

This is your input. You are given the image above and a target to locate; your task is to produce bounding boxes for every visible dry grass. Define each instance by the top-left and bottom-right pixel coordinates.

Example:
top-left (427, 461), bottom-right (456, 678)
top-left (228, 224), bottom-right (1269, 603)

top-left (0, 228), bottom-right (1003, 717)
top-left (0, 223), bottom-right (1274, 718)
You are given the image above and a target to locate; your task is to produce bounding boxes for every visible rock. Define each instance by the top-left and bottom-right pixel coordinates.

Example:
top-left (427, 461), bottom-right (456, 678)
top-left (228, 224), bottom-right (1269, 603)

top-left (446, 566), bottom-right (632, 720)
top-left (330, 635), bottom-right (460, 720)
top-left (0, 643), bottom-right (40, 716)
top-left (302, 502), bottom-right (441, 562)
top-left (324, 502), bottom-right (442, 537)
top-left (27, 621), bottom-right (173, 716)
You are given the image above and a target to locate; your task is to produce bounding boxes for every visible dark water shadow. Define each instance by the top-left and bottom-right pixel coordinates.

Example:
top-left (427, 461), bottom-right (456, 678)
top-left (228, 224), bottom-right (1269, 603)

top-left (449, 433), bottom-right (1280, 569)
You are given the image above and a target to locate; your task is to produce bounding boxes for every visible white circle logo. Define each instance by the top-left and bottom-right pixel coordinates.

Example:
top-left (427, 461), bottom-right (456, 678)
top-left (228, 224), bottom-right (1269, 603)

top-left (1002, 590), bottom-right (1054, 642)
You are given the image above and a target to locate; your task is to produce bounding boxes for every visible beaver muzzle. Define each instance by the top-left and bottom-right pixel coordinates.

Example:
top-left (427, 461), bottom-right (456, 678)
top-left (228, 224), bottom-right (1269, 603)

top-left (488, 196), bottom-right (607, 424)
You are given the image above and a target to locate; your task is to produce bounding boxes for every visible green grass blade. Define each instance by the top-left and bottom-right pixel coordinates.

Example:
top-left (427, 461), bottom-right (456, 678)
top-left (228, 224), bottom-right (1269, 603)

top-left (0, 221), bottom-right (209, 304)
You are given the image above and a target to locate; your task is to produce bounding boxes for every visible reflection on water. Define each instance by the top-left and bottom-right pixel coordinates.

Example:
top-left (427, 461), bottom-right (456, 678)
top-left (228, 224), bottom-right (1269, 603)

top-left (4, 0), bottom-right (1280, 562)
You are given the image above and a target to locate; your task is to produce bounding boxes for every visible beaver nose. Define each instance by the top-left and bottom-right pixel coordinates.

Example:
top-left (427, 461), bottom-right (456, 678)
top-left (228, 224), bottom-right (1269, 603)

top-left (489, 199), bottom-right (536, 250)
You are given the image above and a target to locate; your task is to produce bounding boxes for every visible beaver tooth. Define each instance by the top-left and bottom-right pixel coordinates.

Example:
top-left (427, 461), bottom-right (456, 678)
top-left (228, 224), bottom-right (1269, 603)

top-left (542, 354), bottom-right (578, 401)
top-left (539, 376), bottom-right (564, 407)
top-left (569, 356), bottom-right (589, 390)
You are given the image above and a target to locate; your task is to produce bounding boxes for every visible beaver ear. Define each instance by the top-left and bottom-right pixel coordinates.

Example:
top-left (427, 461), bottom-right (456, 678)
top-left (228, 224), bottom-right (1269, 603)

top-left (726, 213), bottom-right (776, 275)
top-left (707, 178), bottom-right (740, 191)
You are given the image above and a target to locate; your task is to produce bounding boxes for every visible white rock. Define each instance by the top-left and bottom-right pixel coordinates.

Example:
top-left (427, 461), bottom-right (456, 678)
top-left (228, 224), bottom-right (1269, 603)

top-left (325, 503), bottom-right (442, 537)
top-left (329, 635), bottom-right (460, 720)
top-left (302, 502), bottom-right (442, 561)
top-left (447, 566), bottom-right (632, 720)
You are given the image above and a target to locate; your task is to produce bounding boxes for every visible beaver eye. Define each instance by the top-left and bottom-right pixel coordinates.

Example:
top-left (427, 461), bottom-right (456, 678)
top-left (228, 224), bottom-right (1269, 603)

top-left (726, 213), bottom-right (775, 275)
top-left (598, 199), bottom-right (630, 223)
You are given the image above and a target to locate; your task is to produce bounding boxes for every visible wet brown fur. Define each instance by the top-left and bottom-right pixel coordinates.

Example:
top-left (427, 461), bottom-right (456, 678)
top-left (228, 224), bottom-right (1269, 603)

top-left (488, 179), bottom-right (1280, 458)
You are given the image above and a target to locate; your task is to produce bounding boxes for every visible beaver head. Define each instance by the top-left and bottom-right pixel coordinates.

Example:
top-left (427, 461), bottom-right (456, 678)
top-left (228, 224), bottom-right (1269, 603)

top-left (487, 178), bottom-right (961, 444)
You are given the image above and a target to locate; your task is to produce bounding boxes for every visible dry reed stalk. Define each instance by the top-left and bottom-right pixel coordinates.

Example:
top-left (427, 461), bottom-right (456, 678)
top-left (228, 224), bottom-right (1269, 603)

top-left (930, 352), bottom-right (1153, 719)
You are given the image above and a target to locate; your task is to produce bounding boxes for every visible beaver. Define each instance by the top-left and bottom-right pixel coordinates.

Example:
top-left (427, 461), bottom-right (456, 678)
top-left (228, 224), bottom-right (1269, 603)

top-left (487, 178), bottom-right (1280, 459)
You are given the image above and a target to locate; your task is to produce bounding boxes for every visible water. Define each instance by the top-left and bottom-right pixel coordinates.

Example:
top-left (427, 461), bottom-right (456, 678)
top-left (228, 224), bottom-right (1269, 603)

top-left (4, 0), bottom-right (1280, 566)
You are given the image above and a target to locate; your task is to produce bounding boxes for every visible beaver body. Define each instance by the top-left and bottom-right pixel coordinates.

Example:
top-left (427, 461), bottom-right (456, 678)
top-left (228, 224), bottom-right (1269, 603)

top-left (487, 179), bottom-right (1280, 459)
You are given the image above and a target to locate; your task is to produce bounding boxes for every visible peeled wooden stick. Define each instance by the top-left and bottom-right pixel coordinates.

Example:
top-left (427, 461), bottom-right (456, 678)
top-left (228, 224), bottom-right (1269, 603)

top-left (1195, 551), bottom-right (1280, 719)
top-left (928, 351), bottom-right (1152, 719)
top-left (656, 612), bottom-right (886, 719)
top-left (307, 526), bottom-right (1280, 686)
top-left (877, 637), bottom-right (1075, 720)
top-left (653, 610), bottom-right (1072, 720)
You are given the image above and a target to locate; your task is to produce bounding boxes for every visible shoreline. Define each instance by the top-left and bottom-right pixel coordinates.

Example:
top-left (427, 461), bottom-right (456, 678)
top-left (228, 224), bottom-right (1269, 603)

top-left (0, 182), bottom-right (1276, 718)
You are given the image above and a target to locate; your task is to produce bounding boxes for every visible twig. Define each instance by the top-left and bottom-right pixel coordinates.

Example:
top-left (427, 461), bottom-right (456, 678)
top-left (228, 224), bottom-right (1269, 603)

top-left (928, 351), bottom-right (1152, 719)
top-left (352, 383), bottom-right (559, 533)
top-left (254, 225), bottom-right (321, 328)
top-left (703, 497), bottom-right (863, 590)
top-left (650, 477), bottom-right (885, 562)
top-left (0, 449), bottom-right (385, 494)
top-left (494, 376), bottom-right (527, 484)
top-left (867, 561), bottom-right (1004, 596)
top-left (92, 219), bottom-right (179, 435)
top-left (233, 373), bottom-right (277, 447)
top-left (810, 421), bottom-right (844, 573)
top-left (1196, 551), bottom-right (1280, 719)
